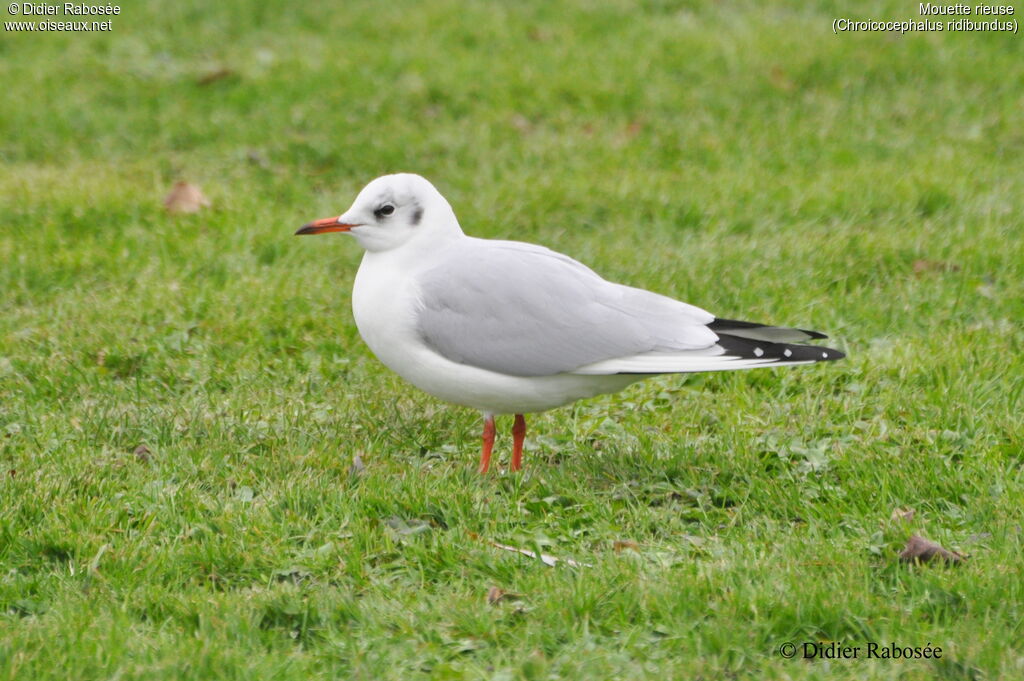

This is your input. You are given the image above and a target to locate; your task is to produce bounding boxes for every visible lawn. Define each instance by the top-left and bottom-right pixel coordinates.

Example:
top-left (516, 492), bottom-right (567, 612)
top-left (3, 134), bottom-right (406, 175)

top-left (2, 0), bottom-right (1023, 678)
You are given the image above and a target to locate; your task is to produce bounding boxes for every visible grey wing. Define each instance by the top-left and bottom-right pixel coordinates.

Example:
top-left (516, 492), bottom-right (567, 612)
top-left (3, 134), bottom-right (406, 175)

top-left (413, 238), bottom-right (717, 377)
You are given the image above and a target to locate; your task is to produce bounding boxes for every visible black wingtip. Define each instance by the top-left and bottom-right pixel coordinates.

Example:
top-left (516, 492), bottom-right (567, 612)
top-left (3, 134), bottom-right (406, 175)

top-left (708, 317), bottom-right (829, 342)
top-left (822, 347), bottom-right (845, 361)
top-left (715, 333), bottom-right (846, 363)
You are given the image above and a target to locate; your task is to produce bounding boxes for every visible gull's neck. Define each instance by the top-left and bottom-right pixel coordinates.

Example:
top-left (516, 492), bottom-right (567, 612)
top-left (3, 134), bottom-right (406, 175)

top-left (361, 215), bottom-right (466, 272)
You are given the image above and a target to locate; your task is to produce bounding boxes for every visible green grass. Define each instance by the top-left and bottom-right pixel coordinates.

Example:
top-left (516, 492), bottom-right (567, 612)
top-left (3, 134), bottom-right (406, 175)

top-left (2, 0), bottom-right (1023, 678)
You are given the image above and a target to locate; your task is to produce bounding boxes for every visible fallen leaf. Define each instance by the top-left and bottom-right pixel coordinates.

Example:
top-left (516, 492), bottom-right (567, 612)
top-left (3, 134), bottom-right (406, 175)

top-left (448, 638), bottom-right (484, 655)
top-left (613, 540), bottom-right (641, 553)
top-left (133, 444), bottom-right (152, 463)
top-left (899, 535), bottom-right (965, 565)
top-left (197, 67), bottom-right (235, 86)
top-left (385, 516), bottom-right (431, 536)
top-left (510, 114), bottom-right (531, 133)
top-left (246, 149), bottom-right (270, 168)
top-left (487, 540), bottom-right (590, 568)
top-left (487, 586), bottom-right (515, 605)
top-left (768, 66), bottom-right (795, 92)
top-left (527, 26), bottom-right (551, 42)
top-left (912, 259), bottom-right (960, 275)
top-left (88, 543), bottom-right (110, 573)
top-left (273, 566), bottom-right (311, 583)
top-left (890, 507), bottom-right (915, 524)
top-left (624, 120), bottom-right (644, 139)
top-left (164, 182), bottom-right (211, 214)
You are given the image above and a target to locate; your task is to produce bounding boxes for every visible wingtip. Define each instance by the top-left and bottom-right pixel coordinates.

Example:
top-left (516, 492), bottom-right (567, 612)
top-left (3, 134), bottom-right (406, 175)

top-left (820, 347), bottom-right (845, 361)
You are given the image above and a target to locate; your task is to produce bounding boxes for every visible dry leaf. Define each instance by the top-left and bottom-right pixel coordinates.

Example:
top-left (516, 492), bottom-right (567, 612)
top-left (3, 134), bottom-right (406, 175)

top-left (486, 586), bottom-right (524, 605)
top-left (624, 120), bottom-right (644, 139)
top-left (133, 445), bottom-right (152, 463)
top-left (246, 149), bottom-right (270, 169)
top-left (385, 516), bottom-right (431, 536)
top-left (164, 182), bottom-right (211, 214)
top-left (487, 540), bottom-right (590, 568)
top-left (527, 27), bottom-right (551, 42)
top-left (899, 535), bottom-right (965, 565)
top-left (613, 540), bottom-right (641, 553)
top-left (197, 67), bottom-right (235, 86)
top-left (768, 66), bottom-right (795, 92)
top-left (510, 114), bottom-right (531, 134)
top-left (890, 507), bottom-right (915, 524)
top-left (912, 259), bottom-right (960, 275)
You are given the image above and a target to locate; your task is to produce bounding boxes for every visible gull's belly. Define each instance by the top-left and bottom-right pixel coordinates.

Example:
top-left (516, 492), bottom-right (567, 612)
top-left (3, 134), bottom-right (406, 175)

top-left (351, 259), bottom-right (640, 414)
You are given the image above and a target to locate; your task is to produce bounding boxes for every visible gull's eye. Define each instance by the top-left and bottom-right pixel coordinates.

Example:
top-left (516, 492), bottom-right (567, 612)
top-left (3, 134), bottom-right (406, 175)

top-left (374, 204), bottom-right (395, 219)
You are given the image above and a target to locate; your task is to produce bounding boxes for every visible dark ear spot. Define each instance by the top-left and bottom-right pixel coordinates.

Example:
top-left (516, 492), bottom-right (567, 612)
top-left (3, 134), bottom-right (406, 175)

top-left (411, 206), bottom-right (424, 226)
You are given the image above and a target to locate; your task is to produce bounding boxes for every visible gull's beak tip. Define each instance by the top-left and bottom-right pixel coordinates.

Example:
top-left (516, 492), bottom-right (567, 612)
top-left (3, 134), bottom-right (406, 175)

top-left (295, 216), bottom-right (355, 235)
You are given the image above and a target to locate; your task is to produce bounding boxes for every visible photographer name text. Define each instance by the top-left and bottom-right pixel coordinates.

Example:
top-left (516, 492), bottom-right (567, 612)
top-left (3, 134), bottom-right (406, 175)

top-left (779, 640), bottom-right (944, 660)
top-left (5, 4), bottom-right (119, 32)
top-left (11, 4), bottom-right (119, 15)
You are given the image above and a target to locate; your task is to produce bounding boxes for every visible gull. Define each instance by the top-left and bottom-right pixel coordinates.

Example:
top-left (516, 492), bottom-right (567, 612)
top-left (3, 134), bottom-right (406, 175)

top-left (297, 174), bottom-right (844, 473)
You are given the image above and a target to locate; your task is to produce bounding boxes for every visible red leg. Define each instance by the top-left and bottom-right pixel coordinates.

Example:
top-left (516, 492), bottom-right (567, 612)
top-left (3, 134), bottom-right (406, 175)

top-left (478, 414), bottom-right (496, 474)
top-left (510, 414), bottom-right (526, 472)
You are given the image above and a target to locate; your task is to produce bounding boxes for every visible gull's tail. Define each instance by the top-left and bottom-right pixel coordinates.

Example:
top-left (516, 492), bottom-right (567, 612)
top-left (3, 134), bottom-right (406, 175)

top-left (571, 317), bottom-right (845, 375)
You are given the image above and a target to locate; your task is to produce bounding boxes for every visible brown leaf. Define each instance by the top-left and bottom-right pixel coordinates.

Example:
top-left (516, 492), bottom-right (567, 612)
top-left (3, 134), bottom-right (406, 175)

top-left (899, 535), bottom-right (965, 565)
top-left (197, 67), bottom-right (236, 86)
top-left (912, 259), bottom-right (960, 275)
top-left (133, 445), bottom-right (152, 463)
top-left (768, 66), bottom-right (795, 92)
top-left (624, 120), bottom-right (644, 139)
top-left (613, 540), bottom-right (640, 553)
top-left (527, 27), bottom-right (551, 42)
top-left (486, 586), bottom-right (506, 604)
top-left (164, 182), bottom-right (211, 214)
top-left (487, 586), bottom-right (526, 605)
top-left (890, 507), bottom-right (915, 524)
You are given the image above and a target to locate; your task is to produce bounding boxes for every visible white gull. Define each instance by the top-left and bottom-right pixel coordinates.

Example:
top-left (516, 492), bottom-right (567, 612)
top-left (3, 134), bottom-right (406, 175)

top-left (297, 173), bottom-right (844, 473)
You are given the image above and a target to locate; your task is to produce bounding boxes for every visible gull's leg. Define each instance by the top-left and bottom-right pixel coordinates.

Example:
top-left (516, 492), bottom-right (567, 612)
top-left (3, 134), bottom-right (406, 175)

top-left (478, 414), bottom-right (496, 474)
top-left (510, 414), bottom-right (526, 472)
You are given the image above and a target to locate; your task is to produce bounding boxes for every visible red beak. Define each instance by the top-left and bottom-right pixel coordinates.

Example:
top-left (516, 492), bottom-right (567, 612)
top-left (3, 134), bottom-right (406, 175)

top-left (295, 216), bottom-right (359, 235)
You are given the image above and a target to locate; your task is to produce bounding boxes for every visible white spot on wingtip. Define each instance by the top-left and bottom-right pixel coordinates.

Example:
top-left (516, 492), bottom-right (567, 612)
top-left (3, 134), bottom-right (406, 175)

top-left (822, 351), bottom-right (828, 358)
top-left (753, 347), bottom-right (764, 357)
top-left (783, 349), bottom-right (792, 358)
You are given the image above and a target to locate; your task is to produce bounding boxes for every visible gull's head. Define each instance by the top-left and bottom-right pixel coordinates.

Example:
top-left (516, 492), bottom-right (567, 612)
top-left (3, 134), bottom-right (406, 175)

top-left (296, 173), bottom-right (461, 252)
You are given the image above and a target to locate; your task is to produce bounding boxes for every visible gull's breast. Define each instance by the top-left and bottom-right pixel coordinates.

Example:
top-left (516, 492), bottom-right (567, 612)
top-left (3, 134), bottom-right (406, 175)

top-left (350, 251), bottom-right (640, 414)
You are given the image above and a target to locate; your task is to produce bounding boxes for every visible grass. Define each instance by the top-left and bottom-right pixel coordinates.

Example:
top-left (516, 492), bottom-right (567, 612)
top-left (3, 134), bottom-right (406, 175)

top-left (2, 0), bottom-right (1023, 678)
